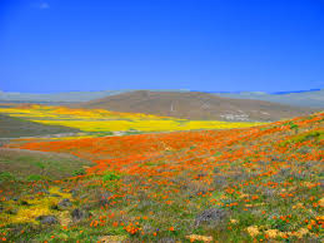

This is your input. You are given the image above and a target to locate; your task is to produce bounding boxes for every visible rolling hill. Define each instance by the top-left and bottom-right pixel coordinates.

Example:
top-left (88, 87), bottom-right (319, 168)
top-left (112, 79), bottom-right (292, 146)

top-left (75, 90), bottom-right (317, 122)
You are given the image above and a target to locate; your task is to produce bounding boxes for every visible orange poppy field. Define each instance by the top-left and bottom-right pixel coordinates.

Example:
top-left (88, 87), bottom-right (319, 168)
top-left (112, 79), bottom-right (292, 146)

top-left (0, 112), bottom-right (323, 242)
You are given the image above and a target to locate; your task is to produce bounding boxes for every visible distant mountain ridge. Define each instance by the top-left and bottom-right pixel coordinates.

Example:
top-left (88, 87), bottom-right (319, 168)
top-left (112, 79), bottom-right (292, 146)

top-left (210, 88), bottom-right (324, 108)
top-left (0, 88), bottom-right (323, 108)
top-left (0, 89), bottom-right (189, 103)
top-left (270, 88), bottom-right (321, 95)
top-left (0, 90), bottom-right (129, 103)
top-left (195, 88), bottom-right (322, 95)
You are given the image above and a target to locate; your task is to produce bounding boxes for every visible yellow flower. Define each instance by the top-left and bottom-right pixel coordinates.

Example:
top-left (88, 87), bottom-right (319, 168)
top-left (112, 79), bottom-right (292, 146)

top-left (264, 229), bottom-right (280, 238)
top-left (185, 234), bottom-right (213, 243)
top-left (246, 225), bottom-right (260, 237)
top-left (319, 197), bottom-right (324, 207)
top-left (289, 228), bottom-right (309, 239)
top-left (230, 219), bottom-right (239, 224)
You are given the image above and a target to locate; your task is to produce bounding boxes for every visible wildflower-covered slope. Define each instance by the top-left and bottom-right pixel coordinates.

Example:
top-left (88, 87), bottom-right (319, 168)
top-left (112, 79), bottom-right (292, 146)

top-left (0, 112), bottom-right (323, 242)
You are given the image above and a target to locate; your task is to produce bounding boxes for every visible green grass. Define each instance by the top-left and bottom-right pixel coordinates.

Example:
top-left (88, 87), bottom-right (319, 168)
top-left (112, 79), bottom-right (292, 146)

top-left (0, 148), bottom-right (93, 181)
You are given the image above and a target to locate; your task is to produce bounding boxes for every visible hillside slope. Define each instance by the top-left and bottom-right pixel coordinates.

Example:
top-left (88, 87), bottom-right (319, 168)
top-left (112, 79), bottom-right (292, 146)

top-left (75, 90), bottom-right (316, 121)
top-left (2, 112), bottom-right (323, 242)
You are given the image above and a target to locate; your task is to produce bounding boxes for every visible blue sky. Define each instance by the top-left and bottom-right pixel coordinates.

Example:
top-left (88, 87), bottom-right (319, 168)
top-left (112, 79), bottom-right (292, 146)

top-left (0, 0), bottom-right (323, 93)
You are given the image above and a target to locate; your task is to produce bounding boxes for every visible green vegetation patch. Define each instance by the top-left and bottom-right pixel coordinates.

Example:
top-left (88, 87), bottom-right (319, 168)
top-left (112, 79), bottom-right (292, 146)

top-left (102, 171), bottom-right (121, 182)
top-left (0, 148), bottom-right (93, 181)
top-left (280, 129), bottom-right (324, 146)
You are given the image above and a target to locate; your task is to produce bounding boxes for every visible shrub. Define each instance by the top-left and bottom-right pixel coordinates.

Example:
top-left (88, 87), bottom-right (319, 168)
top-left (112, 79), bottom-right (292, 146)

top-left (0, 172), bottom-right (16, 182)
top-left (289, 122), bottom-right (298, 130)
top-left (34, 161), bottom-right (45, 169)
top-left (27, 174), bottom-right (43, 182)
top-left (72, 168), bottom-right (86, 176)
top-left (102, 172), bottom-right (120, 182)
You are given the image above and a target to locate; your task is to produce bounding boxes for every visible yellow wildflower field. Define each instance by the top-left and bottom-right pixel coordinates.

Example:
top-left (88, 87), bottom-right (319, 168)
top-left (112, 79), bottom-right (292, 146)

top-left (0, 186), bottom-right (71, 225)
top-left (0, 105), bottom-right (262, 133)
